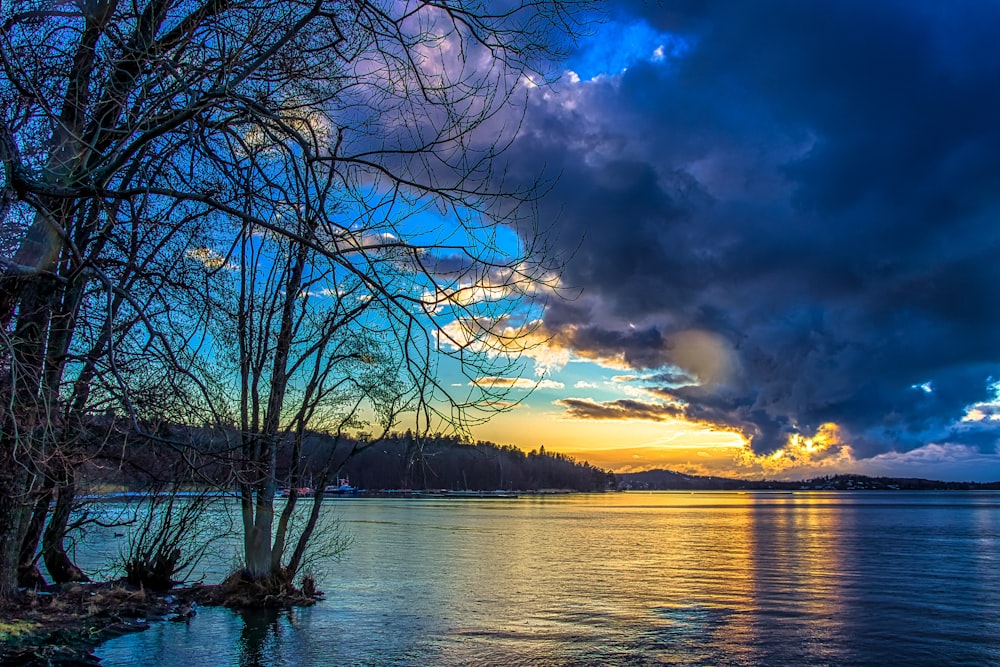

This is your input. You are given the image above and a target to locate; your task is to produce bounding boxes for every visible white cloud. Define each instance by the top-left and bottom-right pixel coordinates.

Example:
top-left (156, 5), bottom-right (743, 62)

top-left (437, 318), bottom-right (571, 376)
top-left (867, 442), bottom-right (983, 465)
top-left (850, 442), bottom-right (1000, 482)
top-left (471, 376), bottom-right (564, 390)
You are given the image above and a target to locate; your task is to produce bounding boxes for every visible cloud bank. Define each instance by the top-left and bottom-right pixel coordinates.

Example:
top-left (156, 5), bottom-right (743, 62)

top-left (507, 0), bottom-right (1000, 470)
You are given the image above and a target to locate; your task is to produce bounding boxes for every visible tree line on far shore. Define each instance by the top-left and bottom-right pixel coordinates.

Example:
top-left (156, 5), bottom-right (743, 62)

top-left (86, 428), bottom-right (614, 494)
top-left (616, 469), bottom-right (1000, 491)
top-left (340, 435), bottom-right (613, 492)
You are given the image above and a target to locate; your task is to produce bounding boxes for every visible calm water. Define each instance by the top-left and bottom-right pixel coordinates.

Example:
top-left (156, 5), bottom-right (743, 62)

top-left (95, 492), bottom-right (1000, 666)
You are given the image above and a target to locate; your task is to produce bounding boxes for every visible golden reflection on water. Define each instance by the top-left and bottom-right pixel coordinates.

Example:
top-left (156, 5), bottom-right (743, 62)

top-left (747, 494), bottom-right (849, 662)
top-left (418, 492), bottom-right (857, 665)
top-left (96, 492), bottom-right (1000, 667)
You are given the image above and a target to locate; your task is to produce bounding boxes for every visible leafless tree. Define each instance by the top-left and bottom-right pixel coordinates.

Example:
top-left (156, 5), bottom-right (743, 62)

top-left (0, 0), bottom-right (592, 598)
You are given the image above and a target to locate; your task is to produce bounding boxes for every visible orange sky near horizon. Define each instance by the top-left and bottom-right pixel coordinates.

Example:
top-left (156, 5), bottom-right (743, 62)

top-left (469, 404), bottom-right (915, 481)
top-left (472, 406), bottom-right (757, 477)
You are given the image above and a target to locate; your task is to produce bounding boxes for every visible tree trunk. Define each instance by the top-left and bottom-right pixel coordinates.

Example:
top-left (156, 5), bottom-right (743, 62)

top-left (0, 282), bottom-right (55, 597)
top-left (42, 474), bottom-right (88, 584)
top-left (241, 239), bottom-right (308, 582)
top-left (240, 431), bottom-right (280, 582)
top-left (0, 468), bottom-right (30, 598)
top-left (244, 505), bottom-right (276, 581)
top-left (286, 470), bottom-right (332, 578)
top-left (270, 490), bottom-right (297, 574)
top-left (18, 481), bottom-right (54, 588)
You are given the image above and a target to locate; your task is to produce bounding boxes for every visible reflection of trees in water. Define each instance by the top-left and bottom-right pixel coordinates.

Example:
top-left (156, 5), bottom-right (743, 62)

top-left (238, 608), bottom-right (289, 667)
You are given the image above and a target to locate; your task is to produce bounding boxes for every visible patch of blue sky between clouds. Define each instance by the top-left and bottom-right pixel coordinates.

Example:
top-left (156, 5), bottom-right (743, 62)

top-left (565, 19), bottom-right (694, 82)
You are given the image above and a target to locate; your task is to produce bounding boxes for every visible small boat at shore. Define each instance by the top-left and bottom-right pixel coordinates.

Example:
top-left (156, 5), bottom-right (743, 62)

top-left (324, 477), bottom-right (359, 495)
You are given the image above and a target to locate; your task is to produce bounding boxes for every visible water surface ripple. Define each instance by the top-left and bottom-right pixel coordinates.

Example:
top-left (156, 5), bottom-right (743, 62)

top-left (96, 491), bottom-right (1000, 666)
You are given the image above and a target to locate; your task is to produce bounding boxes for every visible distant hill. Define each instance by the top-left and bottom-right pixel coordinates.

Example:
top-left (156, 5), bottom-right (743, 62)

top-left (617, 469), bottom-right (746, 490)
top-left (616, 470), bottom-right (1000, 491)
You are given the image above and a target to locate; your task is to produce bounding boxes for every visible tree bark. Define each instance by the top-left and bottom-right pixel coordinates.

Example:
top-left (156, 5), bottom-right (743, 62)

top-left (244, 495), bottom-right (275, 580)
top-left (0, 467), bottom-right (30, 598)
top-left (42, 473), bottom-right (88, 584)
top-left (18, 481), bottom-right (55, 588)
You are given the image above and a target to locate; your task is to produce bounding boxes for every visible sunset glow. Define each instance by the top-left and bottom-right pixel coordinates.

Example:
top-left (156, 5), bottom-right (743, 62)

top-left (461, 0), bottom-right (1000, 483)
top-left (7, 2), bottom-right (1000, 664)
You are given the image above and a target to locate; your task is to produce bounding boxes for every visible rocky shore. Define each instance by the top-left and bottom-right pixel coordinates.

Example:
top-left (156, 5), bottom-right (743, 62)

top-left (0, 577), bottom-right (322, 666)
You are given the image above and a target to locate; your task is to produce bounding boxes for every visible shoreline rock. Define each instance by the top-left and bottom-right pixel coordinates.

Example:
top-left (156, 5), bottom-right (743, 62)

top-left (0, 579), bottom-right (321, 666)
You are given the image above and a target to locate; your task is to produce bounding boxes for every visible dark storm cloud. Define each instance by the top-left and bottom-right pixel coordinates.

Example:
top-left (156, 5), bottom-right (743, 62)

top-left (555, 397), bottom-right (685, 422)
top-left (641, 371), bottom-right (696, 387)
top-left (510, 0), bottom-right (1000, 456)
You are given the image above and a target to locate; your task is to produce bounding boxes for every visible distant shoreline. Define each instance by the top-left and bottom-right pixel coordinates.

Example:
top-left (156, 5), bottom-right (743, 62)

top-left (616, 471), bottom-right (1000, 491)
top-left (78, 483), bottom-right (1000, 505)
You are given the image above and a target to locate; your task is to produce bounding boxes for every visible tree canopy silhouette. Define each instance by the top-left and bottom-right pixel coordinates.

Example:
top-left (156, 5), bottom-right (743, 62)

top-left (0, 0), bottom-right (592, 596)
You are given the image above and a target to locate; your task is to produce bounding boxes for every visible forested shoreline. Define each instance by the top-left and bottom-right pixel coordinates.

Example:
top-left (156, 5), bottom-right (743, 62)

top-left (80, 427), bottom-right (614, 494)
top-left (616, 470), bottom-right (1000, 491)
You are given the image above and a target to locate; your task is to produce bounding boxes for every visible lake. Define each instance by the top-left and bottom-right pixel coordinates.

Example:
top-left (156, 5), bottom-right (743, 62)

top-left (95, 491), bottom-right (1000, 666)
